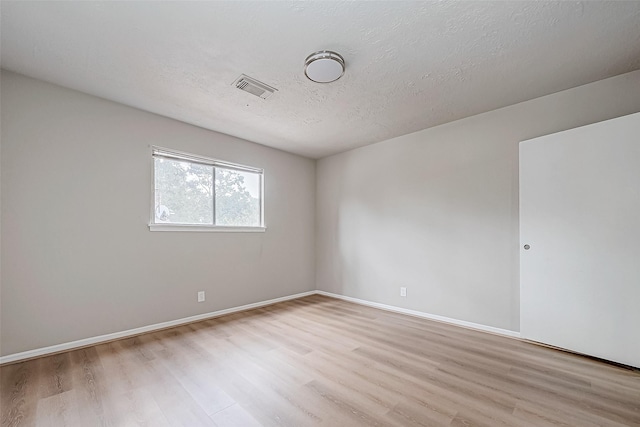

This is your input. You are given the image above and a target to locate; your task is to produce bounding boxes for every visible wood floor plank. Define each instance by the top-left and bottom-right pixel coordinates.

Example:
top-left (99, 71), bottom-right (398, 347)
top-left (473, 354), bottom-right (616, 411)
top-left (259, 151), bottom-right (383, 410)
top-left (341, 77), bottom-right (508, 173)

top-left (386, 399), bottom-right (455, 427)
top-left (34, 389), bottom-right (84, 427)
top-left (209, 403), bottom-right (262, 427)
top-left (1, 361), bottom-right (39, 427)
top-left (2, 294), bottom-right (639, 426)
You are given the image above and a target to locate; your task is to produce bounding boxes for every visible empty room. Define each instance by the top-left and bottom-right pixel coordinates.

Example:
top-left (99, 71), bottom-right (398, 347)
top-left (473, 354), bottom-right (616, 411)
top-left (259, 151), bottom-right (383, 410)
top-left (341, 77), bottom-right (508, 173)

top-left (1, 1), bottom-right (639, 426)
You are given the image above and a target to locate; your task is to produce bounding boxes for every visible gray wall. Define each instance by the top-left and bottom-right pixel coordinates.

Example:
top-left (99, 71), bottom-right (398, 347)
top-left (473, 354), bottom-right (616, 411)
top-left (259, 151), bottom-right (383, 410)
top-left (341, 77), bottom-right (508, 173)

top-left (1, 71), bottom-right (316, 356)
top-left (316, 70), bottom-right (640, 332)
top-left (3, 69), bottom-right (640, 357)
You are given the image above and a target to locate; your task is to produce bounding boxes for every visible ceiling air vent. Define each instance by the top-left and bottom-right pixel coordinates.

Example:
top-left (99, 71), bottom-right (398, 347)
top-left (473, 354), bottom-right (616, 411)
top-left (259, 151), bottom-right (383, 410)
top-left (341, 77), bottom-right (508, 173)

top-left (233, 74), bottom-right (277, 100)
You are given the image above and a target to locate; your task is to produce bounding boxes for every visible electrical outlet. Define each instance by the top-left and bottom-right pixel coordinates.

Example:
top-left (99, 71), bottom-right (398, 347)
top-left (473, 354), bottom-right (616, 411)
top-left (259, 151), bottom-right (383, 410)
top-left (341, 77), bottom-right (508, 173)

top-left (197, 291), bottom-right (205, 302)
top-left (400, 287), bottom-right (407, 297)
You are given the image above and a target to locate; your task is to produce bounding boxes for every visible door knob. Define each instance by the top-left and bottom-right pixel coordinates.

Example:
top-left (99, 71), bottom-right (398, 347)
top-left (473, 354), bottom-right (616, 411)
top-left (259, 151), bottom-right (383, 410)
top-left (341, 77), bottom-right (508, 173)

top-left (524, 244), bottom-right (530, 250)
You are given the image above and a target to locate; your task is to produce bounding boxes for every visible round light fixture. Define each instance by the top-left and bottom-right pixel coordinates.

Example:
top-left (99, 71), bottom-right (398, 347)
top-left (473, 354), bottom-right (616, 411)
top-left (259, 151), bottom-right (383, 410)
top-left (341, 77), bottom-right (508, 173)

top-left (304, 50), bottom-right (345, 83)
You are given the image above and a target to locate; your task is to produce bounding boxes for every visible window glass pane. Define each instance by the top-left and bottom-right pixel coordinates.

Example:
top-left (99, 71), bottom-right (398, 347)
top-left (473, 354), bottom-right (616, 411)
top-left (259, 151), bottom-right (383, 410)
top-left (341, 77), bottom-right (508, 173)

top-left (154, 157), bottom-right (213, 224)
top-left (215, 168), bottom-right (261, 226)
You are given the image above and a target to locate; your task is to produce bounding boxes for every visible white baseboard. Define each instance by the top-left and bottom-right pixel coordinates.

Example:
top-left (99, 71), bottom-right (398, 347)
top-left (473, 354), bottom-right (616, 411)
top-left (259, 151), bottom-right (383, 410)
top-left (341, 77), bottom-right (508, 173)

top-left (1, 289), bottom-right (519, 365)
top-left (315, 290), bottom-right (521, 339)
top-left (0, 290), bottom-right (316, 365)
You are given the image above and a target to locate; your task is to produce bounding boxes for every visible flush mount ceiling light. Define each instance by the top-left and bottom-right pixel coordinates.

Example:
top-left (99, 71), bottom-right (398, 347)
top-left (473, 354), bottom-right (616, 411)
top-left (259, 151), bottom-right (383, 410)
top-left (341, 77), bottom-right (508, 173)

top-left (304, 50), bottom-right (345, 83)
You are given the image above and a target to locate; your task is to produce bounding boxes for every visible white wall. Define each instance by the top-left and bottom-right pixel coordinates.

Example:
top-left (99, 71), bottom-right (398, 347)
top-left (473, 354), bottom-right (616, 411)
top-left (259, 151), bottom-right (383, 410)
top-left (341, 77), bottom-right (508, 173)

top-left (0, 71), bottom-right (316, 356)
top-left (316, 70), bottom-right (640, 332)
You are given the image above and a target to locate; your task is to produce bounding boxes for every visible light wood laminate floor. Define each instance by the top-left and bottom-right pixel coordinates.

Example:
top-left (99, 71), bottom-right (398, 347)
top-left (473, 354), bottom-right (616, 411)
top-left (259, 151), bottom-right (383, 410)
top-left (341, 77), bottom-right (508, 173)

top-left (2, 295), bottom-right (639, 426)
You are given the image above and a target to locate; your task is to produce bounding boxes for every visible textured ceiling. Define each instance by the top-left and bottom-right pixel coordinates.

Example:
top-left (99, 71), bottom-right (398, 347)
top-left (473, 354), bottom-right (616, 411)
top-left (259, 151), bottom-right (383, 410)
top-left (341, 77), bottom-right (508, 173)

top-left (2, 1), bottom-right (640, 158)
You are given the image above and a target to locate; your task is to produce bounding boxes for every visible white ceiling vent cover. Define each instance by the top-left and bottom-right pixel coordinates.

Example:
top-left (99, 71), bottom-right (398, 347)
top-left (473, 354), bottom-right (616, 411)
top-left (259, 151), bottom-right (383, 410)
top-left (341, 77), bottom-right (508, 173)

top-left (233, 74), bottom-right (277, 99)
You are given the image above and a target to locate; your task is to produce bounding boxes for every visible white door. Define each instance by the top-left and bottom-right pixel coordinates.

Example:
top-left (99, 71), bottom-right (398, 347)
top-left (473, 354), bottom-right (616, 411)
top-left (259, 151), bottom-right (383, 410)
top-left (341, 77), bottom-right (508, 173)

top-left (520, 112), bottom-right (640, 368)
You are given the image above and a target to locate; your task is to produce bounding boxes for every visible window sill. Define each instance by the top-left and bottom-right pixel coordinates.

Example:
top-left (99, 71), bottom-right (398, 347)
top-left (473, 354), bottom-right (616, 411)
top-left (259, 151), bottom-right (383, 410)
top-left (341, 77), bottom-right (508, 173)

top-left (149, 224), bottom-right (266, 233)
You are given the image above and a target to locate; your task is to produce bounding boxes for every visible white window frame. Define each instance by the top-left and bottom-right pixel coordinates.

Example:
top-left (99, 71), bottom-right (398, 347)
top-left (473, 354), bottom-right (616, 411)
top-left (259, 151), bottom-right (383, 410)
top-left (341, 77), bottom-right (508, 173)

top-left (149, 146), bottom-right (266, 232)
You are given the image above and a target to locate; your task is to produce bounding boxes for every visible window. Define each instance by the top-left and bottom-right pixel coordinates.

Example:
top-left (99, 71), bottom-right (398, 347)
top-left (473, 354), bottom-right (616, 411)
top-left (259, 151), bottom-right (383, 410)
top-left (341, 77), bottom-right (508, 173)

top-left (150, 147), bottom-right (264, 231)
